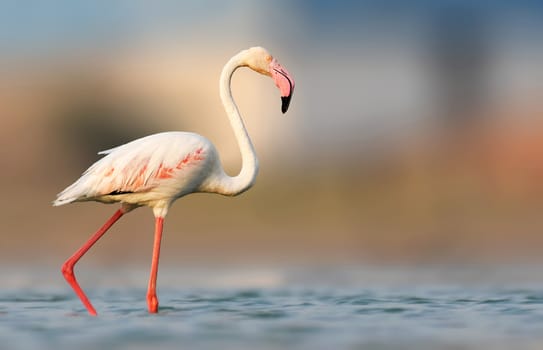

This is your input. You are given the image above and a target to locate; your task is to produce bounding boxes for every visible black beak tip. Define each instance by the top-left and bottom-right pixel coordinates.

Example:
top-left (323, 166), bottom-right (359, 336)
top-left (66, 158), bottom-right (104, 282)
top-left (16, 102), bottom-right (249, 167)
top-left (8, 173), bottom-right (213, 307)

top-left (281, 95), bottom-right (292, 114)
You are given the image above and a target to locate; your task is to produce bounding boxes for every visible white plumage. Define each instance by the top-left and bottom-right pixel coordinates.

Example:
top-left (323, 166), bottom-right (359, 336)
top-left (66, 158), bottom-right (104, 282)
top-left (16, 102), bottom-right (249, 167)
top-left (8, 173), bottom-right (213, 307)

top-left (54, 132), bottom-right (217, 207)
top-left (54, 46), bottom-right (295, 316)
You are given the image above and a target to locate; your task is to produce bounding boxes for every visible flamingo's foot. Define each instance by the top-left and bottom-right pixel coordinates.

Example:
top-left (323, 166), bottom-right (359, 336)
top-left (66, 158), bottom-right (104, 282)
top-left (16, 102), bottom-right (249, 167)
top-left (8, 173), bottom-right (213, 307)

top-left (147, 293), bottom-right (159, 313)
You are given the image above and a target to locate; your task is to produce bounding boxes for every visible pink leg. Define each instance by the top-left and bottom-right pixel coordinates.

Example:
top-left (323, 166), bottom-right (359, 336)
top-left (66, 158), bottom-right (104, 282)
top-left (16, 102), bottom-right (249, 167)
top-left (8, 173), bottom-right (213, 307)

top-left (61, 209), bottom-right (125, 316)
top-left (147, 216), bottom-right (164, 313)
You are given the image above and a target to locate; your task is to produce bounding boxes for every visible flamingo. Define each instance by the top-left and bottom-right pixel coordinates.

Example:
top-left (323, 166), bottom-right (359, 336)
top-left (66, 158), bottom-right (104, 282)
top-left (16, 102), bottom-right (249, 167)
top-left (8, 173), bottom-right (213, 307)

top-left (53, 46), bottom-right (295, 316)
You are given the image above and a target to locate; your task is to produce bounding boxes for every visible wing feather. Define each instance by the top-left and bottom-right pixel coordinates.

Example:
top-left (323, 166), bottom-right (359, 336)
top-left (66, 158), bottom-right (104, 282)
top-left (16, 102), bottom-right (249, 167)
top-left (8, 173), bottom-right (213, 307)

top-left (53, 132), bottom-right (210, 206)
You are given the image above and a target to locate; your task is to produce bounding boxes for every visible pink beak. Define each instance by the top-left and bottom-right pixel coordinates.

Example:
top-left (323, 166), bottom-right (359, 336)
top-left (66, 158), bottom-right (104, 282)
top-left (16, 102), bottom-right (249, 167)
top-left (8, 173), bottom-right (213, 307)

top-left (270, 59), bottom-right (295, 113)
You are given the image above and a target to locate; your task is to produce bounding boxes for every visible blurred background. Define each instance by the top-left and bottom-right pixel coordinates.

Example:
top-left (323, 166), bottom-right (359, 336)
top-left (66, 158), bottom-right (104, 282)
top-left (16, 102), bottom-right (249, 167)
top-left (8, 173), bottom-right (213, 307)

top-left (1, 0), bottom-right (542, 275)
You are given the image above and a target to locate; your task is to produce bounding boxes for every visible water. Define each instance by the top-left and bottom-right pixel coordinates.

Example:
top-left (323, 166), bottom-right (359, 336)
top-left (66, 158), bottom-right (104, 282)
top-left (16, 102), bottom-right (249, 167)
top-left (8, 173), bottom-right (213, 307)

top-left (1, 267), bottom-right (543, 350)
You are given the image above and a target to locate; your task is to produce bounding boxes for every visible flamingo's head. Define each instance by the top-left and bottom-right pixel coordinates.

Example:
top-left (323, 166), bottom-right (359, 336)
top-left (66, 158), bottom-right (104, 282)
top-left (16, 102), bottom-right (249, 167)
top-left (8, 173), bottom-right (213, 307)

top-left (244, 47), bottom-right (295, 114)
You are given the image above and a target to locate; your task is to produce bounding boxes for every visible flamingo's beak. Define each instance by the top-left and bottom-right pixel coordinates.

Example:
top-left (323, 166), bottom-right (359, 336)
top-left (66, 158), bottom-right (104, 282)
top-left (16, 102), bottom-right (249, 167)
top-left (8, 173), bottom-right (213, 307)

top-left (270, 59), bottom-right (295, 113)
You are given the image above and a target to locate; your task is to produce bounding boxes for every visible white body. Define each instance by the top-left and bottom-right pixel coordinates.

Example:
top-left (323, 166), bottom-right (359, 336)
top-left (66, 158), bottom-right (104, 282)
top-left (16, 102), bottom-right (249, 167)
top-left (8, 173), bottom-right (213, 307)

top-left (55, 132), bottom-right (232, 213)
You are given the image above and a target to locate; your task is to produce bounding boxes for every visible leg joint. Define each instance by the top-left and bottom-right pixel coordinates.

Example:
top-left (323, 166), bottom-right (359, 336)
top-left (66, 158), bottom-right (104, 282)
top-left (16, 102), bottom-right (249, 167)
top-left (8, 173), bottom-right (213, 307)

top-left (61, 260), bottom-right (75, 280)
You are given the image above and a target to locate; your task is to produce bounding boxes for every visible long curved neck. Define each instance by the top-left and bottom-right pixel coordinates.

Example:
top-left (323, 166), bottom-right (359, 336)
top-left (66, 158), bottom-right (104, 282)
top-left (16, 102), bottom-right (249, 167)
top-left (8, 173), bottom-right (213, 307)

top-left (216, 53), bottom-right (259, 196)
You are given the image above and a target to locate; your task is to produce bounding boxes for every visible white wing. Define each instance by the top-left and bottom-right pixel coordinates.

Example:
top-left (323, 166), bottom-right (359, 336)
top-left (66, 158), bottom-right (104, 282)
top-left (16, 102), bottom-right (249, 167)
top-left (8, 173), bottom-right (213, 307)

top-left (54, 132), bottom-right (214, 206)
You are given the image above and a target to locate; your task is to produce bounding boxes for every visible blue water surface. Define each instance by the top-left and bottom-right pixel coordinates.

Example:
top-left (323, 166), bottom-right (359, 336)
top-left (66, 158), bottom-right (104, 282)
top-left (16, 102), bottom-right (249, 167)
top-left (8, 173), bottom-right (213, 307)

top-left (1, 266), bottom-right (542, 350)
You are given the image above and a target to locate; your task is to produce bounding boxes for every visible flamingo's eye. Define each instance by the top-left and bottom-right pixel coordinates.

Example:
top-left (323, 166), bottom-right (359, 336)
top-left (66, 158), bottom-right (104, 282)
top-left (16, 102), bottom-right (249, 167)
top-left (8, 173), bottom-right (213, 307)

top-left (266, 55), bottom-right (273, 63)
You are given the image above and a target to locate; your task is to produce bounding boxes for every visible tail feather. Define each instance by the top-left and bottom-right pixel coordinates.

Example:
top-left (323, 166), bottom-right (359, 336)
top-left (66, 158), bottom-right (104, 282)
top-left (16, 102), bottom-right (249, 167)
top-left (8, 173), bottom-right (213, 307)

top-left (52, 196), bottom-right (77, 206)
top-left (53, 189), bottom-right (80, 206)
top-left (52, 177), bottom-right (89, 206)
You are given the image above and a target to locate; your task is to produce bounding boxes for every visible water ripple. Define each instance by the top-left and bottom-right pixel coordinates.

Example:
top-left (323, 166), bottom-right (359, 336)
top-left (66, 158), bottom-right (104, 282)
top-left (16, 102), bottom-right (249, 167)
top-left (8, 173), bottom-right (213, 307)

top-left (1, 286), bottom-right (543, 350)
